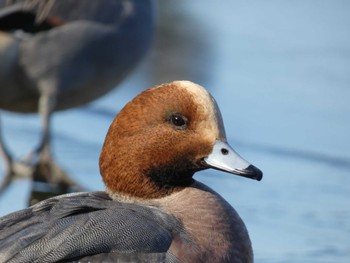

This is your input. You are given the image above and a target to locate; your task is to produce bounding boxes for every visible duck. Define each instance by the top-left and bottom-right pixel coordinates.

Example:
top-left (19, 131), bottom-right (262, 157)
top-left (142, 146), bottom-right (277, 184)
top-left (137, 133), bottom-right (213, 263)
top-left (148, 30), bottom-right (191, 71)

top-left (0, 0), bottom-right (155, 198)
top-left (0, 81), bottom-right (263, 263)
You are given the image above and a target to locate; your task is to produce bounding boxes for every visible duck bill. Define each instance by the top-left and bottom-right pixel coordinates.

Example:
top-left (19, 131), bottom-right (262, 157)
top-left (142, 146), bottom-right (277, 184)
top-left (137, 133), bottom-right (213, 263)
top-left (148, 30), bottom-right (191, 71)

top-left (203, 140), bottom-right (263, 181)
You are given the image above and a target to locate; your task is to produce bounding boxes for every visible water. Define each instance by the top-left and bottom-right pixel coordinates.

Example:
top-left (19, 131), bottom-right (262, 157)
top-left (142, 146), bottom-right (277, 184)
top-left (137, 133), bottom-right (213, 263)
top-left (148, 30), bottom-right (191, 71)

top-left (1, 1), bottom-right (350, 262)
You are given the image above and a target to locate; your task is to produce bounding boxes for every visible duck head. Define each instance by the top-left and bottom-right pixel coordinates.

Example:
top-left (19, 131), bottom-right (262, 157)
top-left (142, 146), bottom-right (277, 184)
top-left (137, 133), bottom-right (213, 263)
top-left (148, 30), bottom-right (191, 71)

top-left (99, 81), bottom-right (262, 200)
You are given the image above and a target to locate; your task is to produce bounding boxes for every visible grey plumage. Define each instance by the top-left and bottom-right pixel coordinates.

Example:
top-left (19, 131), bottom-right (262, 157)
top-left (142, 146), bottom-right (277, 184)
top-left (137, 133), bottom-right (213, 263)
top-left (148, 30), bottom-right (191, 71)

top-left (0, 192), bottom-right (182, 262)
top-left (0, 0), bottom-right (155, 111)
top-left (0, 0), bottom-right (155, 199)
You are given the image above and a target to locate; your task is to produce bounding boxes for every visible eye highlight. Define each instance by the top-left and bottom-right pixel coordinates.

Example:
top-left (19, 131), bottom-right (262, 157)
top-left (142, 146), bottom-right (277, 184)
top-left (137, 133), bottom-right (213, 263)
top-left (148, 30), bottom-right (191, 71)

top-left (168, 113), bottom-right (188, 129)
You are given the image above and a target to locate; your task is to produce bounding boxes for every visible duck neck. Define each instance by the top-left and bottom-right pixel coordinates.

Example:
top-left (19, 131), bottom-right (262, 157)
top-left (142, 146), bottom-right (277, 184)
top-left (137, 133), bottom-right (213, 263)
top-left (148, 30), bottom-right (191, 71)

top-left (100, 147), bottom-right (197, 201)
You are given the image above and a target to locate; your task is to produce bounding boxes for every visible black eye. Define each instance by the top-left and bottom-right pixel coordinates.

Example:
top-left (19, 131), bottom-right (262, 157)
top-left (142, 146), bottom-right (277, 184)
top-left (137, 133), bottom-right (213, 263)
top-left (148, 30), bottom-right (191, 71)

top-left (169, 113), bottom-right (188, 129)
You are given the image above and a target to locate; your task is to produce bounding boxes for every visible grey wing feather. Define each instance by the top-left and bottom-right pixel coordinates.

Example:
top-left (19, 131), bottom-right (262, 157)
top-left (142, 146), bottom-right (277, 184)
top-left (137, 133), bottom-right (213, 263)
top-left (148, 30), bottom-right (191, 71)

top-left (0, 192), bottom-right (180, 263)
top-left (0, 0), bottom-right (137, 25)
top-left (0, 0), bottom-right (58, 22)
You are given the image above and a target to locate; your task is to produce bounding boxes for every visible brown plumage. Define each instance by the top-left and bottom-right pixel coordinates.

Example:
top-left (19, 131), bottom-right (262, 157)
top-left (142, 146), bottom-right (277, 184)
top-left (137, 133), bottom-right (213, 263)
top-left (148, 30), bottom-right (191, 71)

top-left (100, 82), bottom-right (214, 199)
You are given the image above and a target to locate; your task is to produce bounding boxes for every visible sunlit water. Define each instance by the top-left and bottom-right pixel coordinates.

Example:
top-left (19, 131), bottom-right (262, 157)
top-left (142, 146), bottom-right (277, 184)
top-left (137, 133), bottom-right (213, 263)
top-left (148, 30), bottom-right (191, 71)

top-left (1, 1), bottom-right (350, 262)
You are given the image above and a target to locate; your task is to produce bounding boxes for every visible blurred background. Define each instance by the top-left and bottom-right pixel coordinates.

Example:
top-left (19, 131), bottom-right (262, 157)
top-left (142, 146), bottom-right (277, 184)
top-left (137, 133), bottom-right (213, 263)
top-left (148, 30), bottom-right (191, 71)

top-left (1, 0), bottom-right (349, 262)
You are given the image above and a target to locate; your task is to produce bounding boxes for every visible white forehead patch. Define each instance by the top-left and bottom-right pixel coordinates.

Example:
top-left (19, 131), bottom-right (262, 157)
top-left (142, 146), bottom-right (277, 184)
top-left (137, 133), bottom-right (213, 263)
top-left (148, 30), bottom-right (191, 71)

top-left (175, 81), bottom-right (213, 109)
top-left (174, 80), bottom-right (225, 140)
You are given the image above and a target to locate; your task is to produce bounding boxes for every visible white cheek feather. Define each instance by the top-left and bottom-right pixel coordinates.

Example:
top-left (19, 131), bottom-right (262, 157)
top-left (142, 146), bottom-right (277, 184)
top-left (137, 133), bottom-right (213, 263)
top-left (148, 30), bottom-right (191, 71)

top-left (175, 80), bottom-right (221, 140)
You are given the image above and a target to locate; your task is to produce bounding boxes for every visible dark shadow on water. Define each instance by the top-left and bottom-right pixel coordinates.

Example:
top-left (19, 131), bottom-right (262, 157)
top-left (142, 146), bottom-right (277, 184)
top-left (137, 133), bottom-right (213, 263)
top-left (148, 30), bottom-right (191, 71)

top-left (79, 106), bottom-right (120, 120)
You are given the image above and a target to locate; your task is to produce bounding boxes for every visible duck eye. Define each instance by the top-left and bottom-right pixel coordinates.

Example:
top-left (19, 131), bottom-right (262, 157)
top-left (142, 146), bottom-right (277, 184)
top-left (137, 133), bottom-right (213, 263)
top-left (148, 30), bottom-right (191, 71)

top-left (169, 113), bottom-right (188, 129)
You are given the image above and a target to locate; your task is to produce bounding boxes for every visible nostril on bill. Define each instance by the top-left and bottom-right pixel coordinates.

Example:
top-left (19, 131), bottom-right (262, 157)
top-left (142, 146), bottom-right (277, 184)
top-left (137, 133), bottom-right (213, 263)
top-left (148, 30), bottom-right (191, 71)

top-left (221, 148), bottom-right (229, 155)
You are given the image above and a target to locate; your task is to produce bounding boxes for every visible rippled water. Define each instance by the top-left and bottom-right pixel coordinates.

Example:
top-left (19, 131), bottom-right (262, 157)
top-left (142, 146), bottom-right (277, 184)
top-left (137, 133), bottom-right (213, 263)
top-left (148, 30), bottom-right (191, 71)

top-left (1, 1), bottom-right (350, 262)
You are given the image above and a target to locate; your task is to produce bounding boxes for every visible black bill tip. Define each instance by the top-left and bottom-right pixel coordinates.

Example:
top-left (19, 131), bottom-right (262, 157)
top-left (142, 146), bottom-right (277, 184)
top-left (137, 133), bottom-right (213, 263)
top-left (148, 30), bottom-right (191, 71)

top-left (244, 165), bottom-right (263, 181)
